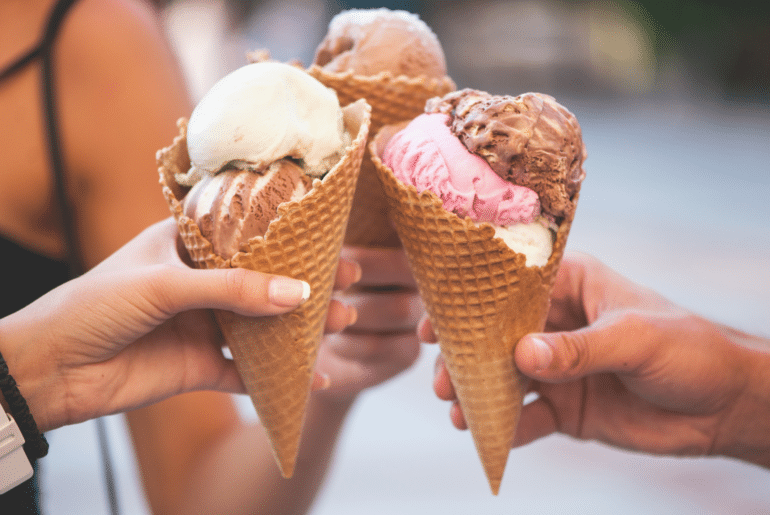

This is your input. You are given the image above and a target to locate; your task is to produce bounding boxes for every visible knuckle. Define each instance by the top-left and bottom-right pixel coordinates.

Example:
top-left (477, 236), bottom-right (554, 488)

top-left (555, 332), bottom-right (588, 376)
top-left (141, 264), bottom-right (181, 314)
top-left (223, 267), bottom-right (253, 304)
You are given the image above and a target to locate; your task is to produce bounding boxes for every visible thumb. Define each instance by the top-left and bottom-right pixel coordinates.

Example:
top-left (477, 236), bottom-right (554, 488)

top-left (168, 267), bottom-right (311, 316)
top-left (118, 265), bottom-right (312, 321)
top-left (515, 313), bottom-right (657, 382)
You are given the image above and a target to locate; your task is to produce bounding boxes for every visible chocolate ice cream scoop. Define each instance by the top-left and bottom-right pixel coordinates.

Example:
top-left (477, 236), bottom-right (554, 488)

top-left (182, 159), bottom-right (313, 259)
top-left (314, 8), bottom-right (447, 79)
top-left (426, 90), bottom-right (586, 220)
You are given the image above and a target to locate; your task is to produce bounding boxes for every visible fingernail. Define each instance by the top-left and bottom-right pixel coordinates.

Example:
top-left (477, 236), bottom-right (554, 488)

top-left (529, 337), bottom-right (554, 371)
top-left (347, 306), bottom-right (358, 326)
top-left (269, 277), bottom-right (311, 307)
top-left (319, 373), bottom-right (331, 390)
top-left (352, 262), bottom-right (363, 283)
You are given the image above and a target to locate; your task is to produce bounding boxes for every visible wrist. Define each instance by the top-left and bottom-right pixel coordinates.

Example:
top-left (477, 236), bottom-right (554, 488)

top-left (714, 329), bottom-right (770, 468)
top-left (0, 314), bottom-right (59, 433)
top-left (310, 390), bottom-right (357, 415)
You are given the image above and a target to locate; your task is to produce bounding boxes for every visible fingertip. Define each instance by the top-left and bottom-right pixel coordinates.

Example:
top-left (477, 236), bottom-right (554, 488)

top-left (512, 397), bottom-right (559, 448)
top-left (335, 258), bottom-right (363, 290)
top-left (516, 335), bottom-right (554, 375)
top-left (268, 276), bottom-right (310, 307)
top-left (433, 356), bottom-right (456, 401)
top-left (311, 372), bottom-right (331, 391)
top-left (418, 315), bottom-right (438, 343)
top-left (324, 300), bottom-right (357, 333)
top-left (450, 402), bottom-right (468, 430)
top-left (347, 305), bottom-right (358, 326)
top-left (211, 359), bottom-right (247, 395)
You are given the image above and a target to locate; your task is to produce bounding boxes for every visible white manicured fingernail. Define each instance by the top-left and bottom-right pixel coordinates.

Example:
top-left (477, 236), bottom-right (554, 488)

top-left (300, 281), bottom-right (311, 303)
top-left (269, 277), bottom-right (311, 307)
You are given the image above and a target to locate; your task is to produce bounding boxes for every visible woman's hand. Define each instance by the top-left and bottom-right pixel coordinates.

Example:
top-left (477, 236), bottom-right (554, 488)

top-left (314, 246), bottom-right (422, 401)
top-left (0, 218), bottom-right (359, 431)
top-left (425, 252), bottom-right (770, 468)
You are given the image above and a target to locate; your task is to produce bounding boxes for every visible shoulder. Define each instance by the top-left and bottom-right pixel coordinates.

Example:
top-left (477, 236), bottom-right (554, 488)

top-left (64, 0), bottom-right (167, 57)
top-left (55, 0), bottom-right (192, 167)
top-left (59, 0), bottom-right (166, 58)
top-left (51, 0), bottom-right (192, 250)
top-left (56, 0), bottom-right (191, 125)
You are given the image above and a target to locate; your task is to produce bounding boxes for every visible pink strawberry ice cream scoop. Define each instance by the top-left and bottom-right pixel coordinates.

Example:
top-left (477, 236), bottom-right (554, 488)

top-left (382, 113), bottom-right (540, 226)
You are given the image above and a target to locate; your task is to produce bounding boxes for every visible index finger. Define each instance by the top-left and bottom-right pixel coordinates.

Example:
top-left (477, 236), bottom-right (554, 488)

top-left (341, 246), bottom-right (415, 287)
top-left (334, 257), bottom-right (362, 291)
top-left (417, 314), bottom-right (438, 343)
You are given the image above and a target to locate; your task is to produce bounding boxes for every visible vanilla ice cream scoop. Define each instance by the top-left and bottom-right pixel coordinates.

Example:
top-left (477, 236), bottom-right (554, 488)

top-left (178, 62), bottom-right (350, 185)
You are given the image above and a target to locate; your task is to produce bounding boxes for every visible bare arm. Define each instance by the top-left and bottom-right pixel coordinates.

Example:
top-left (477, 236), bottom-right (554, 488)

top-left (173, 395), bottom-right (354, 515)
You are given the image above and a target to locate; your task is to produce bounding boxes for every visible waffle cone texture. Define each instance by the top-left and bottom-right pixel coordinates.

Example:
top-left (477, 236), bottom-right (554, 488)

top-left (307, 66), bottom-right (456, 247)
top-left (158, 99), bottom-right (371, 478)
top-left (370, 123), bottom-right (578, 494)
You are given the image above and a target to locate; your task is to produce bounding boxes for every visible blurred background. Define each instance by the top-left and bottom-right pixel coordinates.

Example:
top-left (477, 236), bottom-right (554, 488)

top-left (40, 0), bottom-right (769, 513)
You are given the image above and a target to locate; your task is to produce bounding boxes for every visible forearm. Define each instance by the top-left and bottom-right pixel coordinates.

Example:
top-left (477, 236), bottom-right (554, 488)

top-left (287, 394), bottom-right (356, 511)
top-left (179, 394), bottom-right (355, 515)
top-left (713, 326), bottom-right (770, 468)
top-left (127, 392), bottom-right (242, 515)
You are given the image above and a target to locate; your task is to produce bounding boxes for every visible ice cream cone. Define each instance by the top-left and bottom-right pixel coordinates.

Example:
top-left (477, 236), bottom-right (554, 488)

top-left (306, 66), bottom-right (455, 247)
top-left (158, 99), bottom-right (371, 478)
top-left (369, 123), bottom-right (577, 494)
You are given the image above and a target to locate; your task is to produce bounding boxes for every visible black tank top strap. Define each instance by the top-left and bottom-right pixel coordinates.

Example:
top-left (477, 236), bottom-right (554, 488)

top-left (0, 46), bottom-right (42, 82)
top-left (0, 0), bottom-right (85, 277)
top-left (41, 0), bottom-right (86, 277)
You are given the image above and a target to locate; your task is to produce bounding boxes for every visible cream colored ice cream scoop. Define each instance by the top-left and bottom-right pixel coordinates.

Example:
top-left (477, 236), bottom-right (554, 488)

top-left (180, 61), bottom-right (350, 184)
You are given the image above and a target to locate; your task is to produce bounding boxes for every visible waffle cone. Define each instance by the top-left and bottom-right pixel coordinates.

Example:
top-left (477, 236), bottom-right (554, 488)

top-left (157, 99), bottom-right (372, 478)
top-left (307, 66), bottom-right (455, 247)
top-left (370, 123), bottom-right (577, 494)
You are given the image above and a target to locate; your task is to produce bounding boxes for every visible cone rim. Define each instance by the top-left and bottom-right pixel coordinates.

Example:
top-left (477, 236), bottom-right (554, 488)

top-left (306, 64), bottom-right (457, 92)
